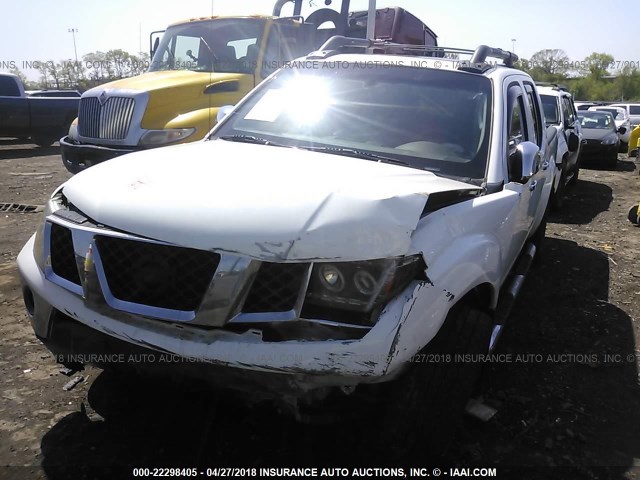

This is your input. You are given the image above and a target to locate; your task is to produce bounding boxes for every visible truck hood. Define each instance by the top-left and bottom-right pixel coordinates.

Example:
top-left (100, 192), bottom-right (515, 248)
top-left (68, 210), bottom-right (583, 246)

top-left (88, 70), bottom-right (244, 94)
top-left (61, 141), bottom-right (481, 261)
top-left (582, 128), bottom-right (618, 141)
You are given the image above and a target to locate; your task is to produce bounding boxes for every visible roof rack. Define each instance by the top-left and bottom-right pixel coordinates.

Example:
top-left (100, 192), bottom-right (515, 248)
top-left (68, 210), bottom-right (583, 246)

top-left (307, 36), bottom-right (519, 71)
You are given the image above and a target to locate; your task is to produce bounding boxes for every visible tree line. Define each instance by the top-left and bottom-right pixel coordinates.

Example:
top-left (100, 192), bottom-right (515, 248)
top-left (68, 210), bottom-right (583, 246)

top-left (9, 50), bottom-right (150, 92)
top-left (517, 49), bottom-right (640, 101)
top-left (7, 47), bottom-right (640, 101)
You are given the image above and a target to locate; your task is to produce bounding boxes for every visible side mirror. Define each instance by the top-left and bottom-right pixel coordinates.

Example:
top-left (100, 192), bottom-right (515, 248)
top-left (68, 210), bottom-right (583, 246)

top-left (216, 105), bottom-right (234, 123)
top-left (567, 132), bottom-right (580, 152)
top-left (509, 141), bottom-right (541, 183)
top-left (618, 126), bottom-right (627, 135)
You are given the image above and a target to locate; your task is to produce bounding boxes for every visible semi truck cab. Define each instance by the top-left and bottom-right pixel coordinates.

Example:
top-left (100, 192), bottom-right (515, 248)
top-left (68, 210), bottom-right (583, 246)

top-left (60, 1), bottom-right (439, 173)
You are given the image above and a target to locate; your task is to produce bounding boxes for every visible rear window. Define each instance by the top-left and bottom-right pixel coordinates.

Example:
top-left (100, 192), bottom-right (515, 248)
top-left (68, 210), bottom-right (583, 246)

top-left (630, 106), bottom-right (640, 115)
top-left (0, 76), bottom-right (20, 96)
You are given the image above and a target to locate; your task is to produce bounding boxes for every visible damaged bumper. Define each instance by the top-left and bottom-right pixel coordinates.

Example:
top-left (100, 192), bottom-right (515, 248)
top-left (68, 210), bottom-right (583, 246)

top-left (18, 234), bottom-right (451, 397)
top-left (60, 136), bottom-right (137, 174)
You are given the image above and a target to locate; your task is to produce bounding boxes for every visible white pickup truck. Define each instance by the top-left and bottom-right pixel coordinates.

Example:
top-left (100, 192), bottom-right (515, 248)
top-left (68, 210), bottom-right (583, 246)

top-left (538, 84), bottom-right (582, 210)
top-left (18, 37), bottom-right (554, 456)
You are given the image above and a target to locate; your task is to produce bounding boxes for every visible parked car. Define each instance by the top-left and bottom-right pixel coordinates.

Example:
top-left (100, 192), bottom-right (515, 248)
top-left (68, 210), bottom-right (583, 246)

top-left (0, 73), bottom-right (80, 147)
top-left (26, 90), bottom-right (81, 98)
top-left (18, 38), bottom-right (553, 455)
top-left (577, 110), bottom-right (625, 168)
top-left (629, 204), bottom-right (639, 225)
top-left (588, 105), bottom-right (631, 148)
top-left (538, 85), bottom-right (582, 210)
top-left (629, 124), bottom-right (640, 157)
top-left (610, 103), bottom-right (640, 128)
top-left (575, 102), bottom-right (600, 111)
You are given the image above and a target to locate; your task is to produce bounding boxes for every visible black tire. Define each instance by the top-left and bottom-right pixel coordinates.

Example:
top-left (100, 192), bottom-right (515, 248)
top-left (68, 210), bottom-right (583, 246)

top-left (531, 205), bottom-right (548, 266)
top-left (379, 303), bottom-right (493, 461)
top-left (32, 135), bottom-right (57, 148)
top-left (567, 158), bottom-right (580, 187)
top-left (550, 161), bottom-right (566, 211)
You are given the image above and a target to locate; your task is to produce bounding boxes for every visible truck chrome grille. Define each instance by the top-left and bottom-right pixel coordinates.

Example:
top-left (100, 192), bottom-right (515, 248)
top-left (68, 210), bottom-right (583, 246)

top-left (94, 236), bottom-right (220, 312)
top-left (44, 222), bottom-right (319, 324)
top-left (50, 224), bottom-right (81, 286)
top-left (78, 96), bottom-right (135, 140)
top-left (242, 263), bottom-right (309, 313)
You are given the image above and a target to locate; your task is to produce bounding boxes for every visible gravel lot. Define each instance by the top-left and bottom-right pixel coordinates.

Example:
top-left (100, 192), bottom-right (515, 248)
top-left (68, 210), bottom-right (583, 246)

top-left (1, 139), bottom-right (639, 479)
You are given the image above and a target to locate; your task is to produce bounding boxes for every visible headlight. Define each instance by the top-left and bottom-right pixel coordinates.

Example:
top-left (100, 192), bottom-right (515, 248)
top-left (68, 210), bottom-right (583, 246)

top-left (602, 136), bottom-right (618, 145)
top-left (139, 128), bottom-right (196, 146)
top-left (33, 188), bottom-right (65, 271)
top-left (304, 255), bottom-right (426, 315)
top-left (68, 118), bottom-right (79, 141)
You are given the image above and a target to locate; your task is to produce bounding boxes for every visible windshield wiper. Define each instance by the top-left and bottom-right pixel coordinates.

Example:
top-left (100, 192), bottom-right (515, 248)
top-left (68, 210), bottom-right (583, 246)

top-left (297, 146), bottom-right (416, 168)
top-left (219, 135), bottom-right (289, 147)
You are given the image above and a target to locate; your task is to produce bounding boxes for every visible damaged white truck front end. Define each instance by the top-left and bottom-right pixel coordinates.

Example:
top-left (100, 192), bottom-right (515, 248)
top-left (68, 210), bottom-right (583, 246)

top-left (18, 44), bottom-right (552, 454)
top-left (19, 143), bottom-right (486, 390)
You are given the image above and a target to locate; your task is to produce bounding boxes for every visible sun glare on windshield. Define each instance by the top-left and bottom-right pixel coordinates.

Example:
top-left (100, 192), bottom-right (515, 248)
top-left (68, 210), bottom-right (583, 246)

top-left (283, 76), bottom-right (332, 125)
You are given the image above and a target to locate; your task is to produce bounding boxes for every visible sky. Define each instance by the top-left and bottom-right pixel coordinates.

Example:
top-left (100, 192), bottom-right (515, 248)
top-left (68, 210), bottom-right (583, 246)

top-left (1, 0), bottom-right (638, 81)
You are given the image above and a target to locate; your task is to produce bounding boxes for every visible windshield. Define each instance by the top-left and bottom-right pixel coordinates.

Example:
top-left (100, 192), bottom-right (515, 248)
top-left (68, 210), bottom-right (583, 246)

top-left (578, 112), bottom-right (615, 130)
top-left (591, 108), bottom-right (622, 119)
top-left (540, 95), bottom-right (560, 125)
top-left (149, 19), bottom-right (265, 73)
top-left (212, 64), bottom-right (493, 181)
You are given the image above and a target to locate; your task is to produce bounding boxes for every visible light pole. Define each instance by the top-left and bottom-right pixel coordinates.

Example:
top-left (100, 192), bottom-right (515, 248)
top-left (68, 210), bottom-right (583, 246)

top-left (68, 28), bottom-right (79, 66)
top-left (511, 38), bottom-right (516, 54)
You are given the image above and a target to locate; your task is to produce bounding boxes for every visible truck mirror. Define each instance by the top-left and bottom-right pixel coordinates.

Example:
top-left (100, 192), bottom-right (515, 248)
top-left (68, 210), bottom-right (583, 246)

top-left (152, 37), bottom-right (160, 58)
top-left (567, 132), bottom-right (579, 152)
top-left (149, 31), bottom-right (164, 59)
top-left (509, 141), bottom-right (540, 183)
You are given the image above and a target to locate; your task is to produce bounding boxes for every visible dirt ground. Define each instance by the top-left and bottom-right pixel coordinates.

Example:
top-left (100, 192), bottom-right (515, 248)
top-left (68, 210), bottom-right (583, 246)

top-left (0, 139), bottom-right (639, 479)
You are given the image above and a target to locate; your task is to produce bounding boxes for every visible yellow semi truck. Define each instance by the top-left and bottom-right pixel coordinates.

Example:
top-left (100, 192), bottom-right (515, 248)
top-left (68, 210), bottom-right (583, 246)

top-left (60, 0), bottom-right (438, 173)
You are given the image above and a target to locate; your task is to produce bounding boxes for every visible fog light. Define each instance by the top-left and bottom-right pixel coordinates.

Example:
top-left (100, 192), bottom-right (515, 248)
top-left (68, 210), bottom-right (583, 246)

top-left (23, 287), bottom-right (35, 318)
top-left (318, 264), bottom-right (344, 292)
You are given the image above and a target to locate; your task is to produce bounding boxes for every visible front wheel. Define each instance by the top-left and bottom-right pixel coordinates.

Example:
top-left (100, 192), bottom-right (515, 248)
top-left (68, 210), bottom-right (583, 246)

top-left (32, 135), bottom-right (57, 148)
top-left (550, 161), bottom-right (566, 211)
top-left (379, 303), bottom-right (493, 460)
top-left (567, 157), bottom-right (580, 186)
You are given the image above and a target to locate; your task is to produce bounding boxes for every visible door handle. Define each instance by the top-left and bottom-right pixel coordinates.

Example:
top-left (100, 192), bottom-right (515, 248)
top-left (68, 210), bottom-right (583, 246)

top-left (529, 180), bottom-right (538, 191)
top-left (541, 161), bottom-right (549, 171)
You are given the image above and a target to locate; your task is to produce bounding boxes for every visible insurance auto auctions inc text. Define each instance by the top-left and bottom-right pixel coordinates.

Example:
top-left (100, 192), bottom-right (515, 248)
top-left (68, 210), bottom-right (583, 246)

top-left (236, 467), bottom-right (497, 477)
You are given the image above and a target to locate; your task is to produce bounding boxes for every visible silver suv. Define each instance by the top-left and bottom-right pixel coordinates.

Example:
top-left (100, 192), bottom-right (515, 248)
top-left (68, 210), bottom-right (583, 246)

top-left (538, 84), bottom-right (582, 210)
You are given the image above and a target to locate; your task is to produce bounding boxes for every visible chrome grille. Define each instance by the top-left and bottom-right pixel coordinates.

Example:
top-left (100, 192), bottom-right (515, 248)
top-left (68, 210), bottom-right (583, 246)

top-left (78, 96), bottom-right (135, 140)
top-left (94, 236), bottom-right (220, 312)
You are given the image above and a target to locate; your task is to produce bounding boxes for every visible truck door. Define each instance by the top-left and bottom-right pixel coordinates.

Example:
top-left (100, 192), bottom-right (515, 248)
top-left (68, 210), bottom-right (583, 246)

top-left (503, 82), bottom-right (545, 266)
top-left (523, 82), bottom-right (550, 231)
top-left (0, 76), bottom-right (29, 136)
